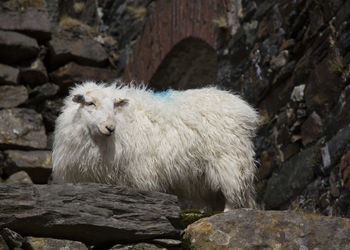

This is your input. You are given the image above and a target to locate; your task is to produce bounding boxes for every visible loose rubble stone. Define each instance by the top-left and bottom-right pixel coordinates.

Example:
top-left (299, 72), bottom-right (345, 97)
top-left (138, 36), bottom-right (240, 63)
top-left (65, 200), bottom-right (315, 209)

top-left (290, 84), bottom-right (305, 102)
top-left (0, 64), bottom-right (19, 85)
top-left (28, 83), bottom-right (59, 104)
top-left (183, 209), bottom-right (350, 249)
top-left (0, 235), bottom-right (9, 250)
top-left (0, 9), bottom-right (51, 41)
top-left (19, 58), bottom-right (48, 85)
top-left (0, 30), bottom-right (40, 65)
top-left (322, 124), bottom-right (350, 174)
top-left (110, 243), bottom-right (165, 250)
top-left (0, 183), bottom-right (181, 248)
top-left (264, 147), bottom-right (317, 209)
top-left (2, 150), bottom-right (52, 184)
top-left (0, 108), bottom-right (47, 149)
top-left (26, 237), bottom-right (88, 250)
top-left (4, 171), bottom-right (33, 184)
top-left (48, 35), bottom-right (109, 69)
top-left (0, 85), bottom-right (28, 108)
top-left (0, 228), bottom-right (26, 249)
top-left (49, 62), bottom-right (119, 92)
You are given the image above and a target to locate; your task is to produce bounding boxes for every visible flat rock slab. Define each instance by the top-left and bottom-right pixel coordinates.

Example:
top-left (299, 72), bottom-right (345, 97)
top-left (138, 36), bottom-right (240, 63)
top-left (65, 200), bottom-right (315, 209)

top-left (48, 35), bottom-right (109, 69)
top-left (0, 9), bottom-right (51, 41)
top-left (2, 150), bottom-right (52, 184)
top-left (0, 85), bottom-right (28, 108)
top-left (0, 30), bottom-right (39, 65)
top-left (26, 236), bottom-right (88, 250)
top-left (0, 183), bottom-right (181, 248)
top-left (0, 64), bottom-right (19, 85)
top-left (49, 62), bottom-right (119, 92)
top-left (19, 58), bottom-right (48, 85)
top-left (0, 108), bottom-right (47, 149)
top-left (184, 209), bottom-right (350, 249)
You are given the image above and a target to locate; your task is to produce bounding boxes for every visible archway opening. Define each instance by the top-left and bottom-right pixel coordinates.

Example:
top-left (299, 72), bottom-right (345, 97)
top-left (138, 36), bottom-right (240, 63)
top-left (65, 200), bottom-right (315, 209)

top-left (149, 37), bottom-right (218, 90)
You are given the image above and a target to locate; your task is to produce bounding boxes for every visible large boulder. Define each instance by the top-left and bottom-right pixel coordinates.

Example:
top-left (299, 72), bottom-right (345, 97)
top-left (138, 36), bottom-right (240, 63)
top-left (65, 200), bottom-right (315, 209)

top-left (184, 209), bottom-right (350, 249)
top-left (0, 183), bottom-right (181, 248)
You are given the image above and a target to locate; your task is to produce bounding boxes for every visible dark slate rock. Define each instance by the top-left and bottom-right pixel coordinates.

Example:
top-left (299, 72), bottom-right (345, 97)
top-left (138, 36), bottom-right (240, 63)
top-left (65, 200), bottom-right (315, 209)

top-left (0, 235), bottom-right (8, 250)
top-left (27, 83), bottom-right (59, 104)
top-left (0, 30), bottom-right (39, 65)
top-left (2, 150), bottom-right (52, 184)
top-left (0, 9), bottom-right (51, 41)
top-left (110, 243), bottom-right (163, 249)
top-left (0, 85), bottom-right (28, 108)
top-left (301, 111), bottom-right (323, 146)
top-left (184, 209), bottom-right (350, 249)
top-left (0, 108), bottom-right (47, 150)
top-left (19, 58), bottom-right (48, 86)
top-left (321, 124), bottom-right (350, 174)
top-left (26, 237), bottom-right (88, 250)
top-left (264, 147), bottom-right (317, 209)
top-left (0, 183), bottom-right (181, 248)
top-left (41, 98), bottom-right (63, 132)
top-left (0, 228), bottom-right (26, 249)
top-left (0, 64), bottom-right (19, 85)
top-left (48, 35), bottom-right (109, 69)
top-left (49, 62), bottom-right (118, 92)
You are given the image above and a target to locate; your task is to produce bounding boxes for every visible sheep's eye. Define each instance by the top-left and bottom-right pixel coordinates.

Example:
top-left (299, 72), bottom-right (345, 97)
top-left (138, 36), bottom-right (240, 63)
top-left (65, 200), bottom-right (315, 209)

top-left (86, 102), bottom-right (96, 106)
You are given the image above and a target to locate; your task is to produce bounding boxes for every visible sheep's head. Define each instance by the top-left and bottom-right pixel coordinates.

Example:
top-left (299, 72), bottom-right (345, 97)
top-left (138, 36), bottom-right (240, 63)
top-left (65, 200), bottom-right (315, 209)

top-left (72, 90), bottom-right (128, 136)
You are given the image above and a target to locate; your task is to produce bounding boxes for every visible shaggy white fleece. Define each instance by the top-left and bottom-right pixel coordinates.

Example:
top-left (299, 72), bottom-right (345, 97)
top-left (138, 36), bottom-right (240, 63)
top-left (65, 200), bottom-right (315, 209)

top-left (52, 81), bottom-right (259, 211)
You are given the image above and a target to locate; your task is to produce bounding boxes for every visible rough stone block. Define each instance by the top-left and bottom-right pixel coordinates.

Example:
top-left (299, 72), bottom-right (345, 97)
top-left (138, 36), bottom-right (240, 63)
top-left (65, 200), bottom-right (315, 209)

top-left (4, 171), bottom-right (33, 184)
top-left (19, 58), bottom-right (48, 86)
top-left (2, 150), bottom-right (52, 184)
top-left (0, 64), bottom-right (19, 85)
top-left (0, 108), bottom-right (47, 149)
top-left (0, 85), bottom-right (28, 108)
top-left (0, 30), bottom-right (39, 65)
top-left (0, 9), bottom-right (51, 41)
top-left (26, 237), bottom-right (88, 250)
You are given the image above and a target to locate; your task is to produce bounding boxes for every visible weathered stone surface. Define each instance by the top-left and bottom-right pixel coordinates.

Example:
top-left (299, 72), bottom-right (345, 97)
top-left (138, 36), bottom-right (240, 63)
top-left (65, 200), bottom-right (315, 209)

top-left (0, 9), bottom-right (51, 41)
top-left (322, 125), bottom-right (350, 174)
top-left (41, 98), bottom-right (63, 132)
top-left (0, 183), bottom-right (181, 248)
top-left (0, 85), bottom-right (28, 108)
top-left (110, 243), bottom-right (165, 250)
top-left (264, 147), bottom-right (317, 209)
top-left (28, 83), bottom-right (59, 104)
top-left (0, 0), bottom-right (46, 10)
top-left (0, 228), bottom-right (26, 249)
top-left (19, 58), bottom-right (48, 85)
top-left (26, 236), bottom-right (88, 250)
top-left (49, 62), bottom-right (119, 92)
top-left (301, 111), bottom-right (323, 146)
top-left (4, 171), bottom-right (33, 184)
top-left (0, 64), bottom-right (19, 85)
top-left (0, 30), bottom-right (39, 64)
top-left (0, 108), bottom-right (47, 149)
top-left (48, 35), bottom-right (109, 69)
top-left (2, 150), bottom-right (52, 184)
top-left (183, 209), bottom-right (350, 249)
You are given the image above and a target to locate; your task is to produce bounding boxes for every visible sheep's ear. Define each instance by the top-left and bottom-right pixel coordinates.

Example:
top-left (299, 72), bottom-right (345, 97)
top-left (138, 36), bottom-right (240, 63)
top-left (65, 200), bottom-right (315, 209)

top-left (115, 98), bottom-right (129, 108)
top-left (73, 94), bottom-right (85, 104)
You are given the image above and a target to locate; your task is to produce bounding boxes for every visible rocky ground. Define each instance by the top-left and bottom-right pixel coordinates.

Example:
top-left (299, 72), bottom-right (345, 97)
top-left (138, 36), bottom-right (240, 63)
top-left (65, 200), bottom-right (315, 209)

top-left (0, 0), bottom-right (350, 249)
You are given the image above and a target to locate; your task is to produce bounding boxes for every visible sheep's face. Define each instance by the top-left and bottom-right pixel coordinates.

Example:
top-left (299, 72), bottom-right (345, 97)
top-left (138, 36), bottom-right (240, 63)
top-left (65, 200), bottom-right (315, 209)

top-left (72, 91), bottom-right (128, 136)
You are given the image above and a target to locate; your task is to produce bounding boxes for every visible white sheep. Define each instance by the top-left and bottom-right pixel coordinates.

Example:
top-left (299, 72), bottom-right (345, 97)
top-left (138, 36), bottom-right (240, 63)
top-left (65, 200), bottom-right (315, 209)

top-left (52, 81), bottom-right (259, 211)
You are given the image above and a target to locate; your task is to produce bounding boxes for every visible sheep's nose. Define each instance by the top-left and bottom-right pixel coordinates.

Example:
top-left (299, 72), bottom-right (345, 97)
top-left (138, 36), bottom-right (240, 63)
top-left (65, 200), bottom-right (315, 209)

top-left (106, 125), bottom-right (115, 134)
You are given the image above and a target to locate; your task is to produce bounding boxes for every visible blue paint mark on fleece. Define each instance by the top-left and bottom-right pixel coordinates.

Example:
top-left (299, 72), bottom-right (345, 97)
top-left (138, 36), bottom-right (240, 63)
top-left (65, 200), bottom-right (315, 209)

top-left (151, 90), bottom-right (176, 98)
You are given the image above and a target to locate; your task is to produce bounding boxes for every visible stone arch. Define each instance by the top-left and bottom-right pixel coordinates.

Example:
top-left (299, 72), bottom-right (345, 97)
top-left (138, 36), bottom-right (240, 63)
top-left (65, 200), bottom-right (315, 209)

top-left (149, 37), bottom-right (218, 90)
top-left (124, 0), bottom-right (235, 85)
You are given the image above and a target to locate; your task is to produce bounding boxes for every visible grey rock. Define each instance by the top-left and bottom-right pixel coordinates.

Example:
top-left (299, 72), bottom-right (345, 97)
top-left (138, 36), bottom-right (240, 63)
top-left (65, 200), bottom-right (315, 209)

top-left (152, 238), bottom-right (182, 248)
top-left (290, 84), bottom-right (305, 102)
top-left (0, 30), bottom-right (39, 64)
top-left (28, 83), bottom-right (59, 104)
top-left (0, 64), bottom-right (19, 85)
top-left (19, 58), bottom-right (48, 86)
top-left (110, 243), bottom-right (165, 250)
top-left (0, 9), bottom-right (51, 41)
top-left (26, 236), bottom-right (88, 250)
top-left (0, 235), bottom-right (9, 250)
top-left (264, 147), bottom-right (317, 209)
top-left (0, 108), bottom-right (47, 149)
top-left (0, 183), bottom-right (181, 248)
top-left (48, 35), bottom-right (109, 69)
top-left (41, 98), bottom-right (63, 132)
top-left (0, 85), bottom-right (28, 108)
top-left (321, 124), bottom-right (350, 174)
top-left (4, 171), bottom-right (33, 184)
top-left (184, 209), bottom-right (350, 249)
top-left (2, 150), bottom-right (52, 184)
